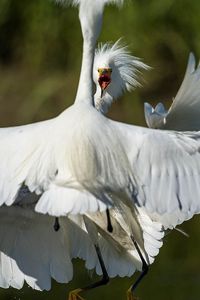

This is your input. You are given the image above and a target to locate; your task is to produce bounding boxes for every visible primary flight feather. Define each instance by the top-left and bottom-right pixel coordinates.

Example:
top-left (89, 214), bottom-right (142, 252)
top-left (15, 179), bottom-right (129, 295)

top-left (144, 53), bottom-right (200, 130)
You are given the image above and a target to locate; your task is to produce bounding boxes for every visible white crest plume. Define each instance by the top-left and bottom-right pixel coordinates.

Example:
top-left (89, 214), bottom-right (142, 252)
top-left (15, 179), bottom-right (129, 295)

top-left (94, 39), bottom-right (150, 114)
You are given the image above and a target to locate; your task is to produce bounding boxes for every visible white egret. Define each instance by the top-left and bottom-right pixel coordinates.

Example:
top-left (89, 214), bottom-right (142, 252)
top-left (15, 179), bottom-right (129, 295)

top-left (0, 2), bottom-right (165, 299)
top-left (62, 37), bottom-right (164, 298)
top-left (1, 0), bottom-right (200, 299)
top-left (91, 40), bottom-right (200, 230)
top-left (144, 53), bottom-right (200, 130)
top-left (93, 39), bottom-right (149, 114)
top-left (0, 0), bottom-right (129, 216)
top-left (0, 0), bottom-right (163, 299)
top-left (94, 45), bottom-right (200, 132)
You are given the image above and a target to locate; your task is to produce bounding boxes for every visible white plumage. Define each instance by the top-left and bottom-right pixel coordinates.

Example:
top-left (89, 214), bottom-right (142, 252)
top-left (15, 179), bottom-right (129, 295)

top-left (0, 205), bottom-right (73, 290)
top-left (82, 206), bottom-right (164, 275)
top-left (0, 201), bottom-right (164, 290)
top-left (0, 0), bottom-right (164, 292)
top-left (93, 40), bottom-right (149, 113)
top-left (114, 121), bottom-right (200, 228)
top-left (0, 0), bottom-right (200, 297)
top-left (55, 0), bottom-right (124, 7)
top-left (92, 40), bottom-right (200, 229)
top-left (144, 53), bottom-right (200, 130)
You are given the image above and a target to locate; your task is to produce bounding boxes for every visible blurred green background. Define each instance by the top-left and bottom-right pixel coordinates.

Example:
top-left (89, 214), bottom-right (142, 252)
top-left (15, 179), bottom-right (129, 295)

top-left (0, 0), bottom-right (200, 299)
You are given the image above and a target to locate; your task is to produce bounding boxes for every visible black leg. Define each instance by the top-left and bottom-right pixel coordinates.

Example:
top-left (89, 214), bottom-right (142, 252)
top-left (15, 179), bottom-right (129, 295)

top-left (83, 244), bottom-right (109, 290)
top-left (127, 235), bottom-right (149, 299)
top-left (53, 217), bottom-right (60, 231)
top-left (106, 208), bottom-right (113, 233)
top-left (68, 244), bottom-right (109, 300)
top-left (130, 235), bottom-right (149, 291)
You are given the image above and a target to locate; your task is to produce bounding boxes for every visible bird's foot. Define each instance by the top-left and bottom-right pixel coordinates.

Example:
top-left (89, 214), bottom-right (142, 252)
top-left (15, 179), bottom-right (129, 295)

top-left (68, 288), bottom-right (85, 300)
top-left (126, 287), bottom-right (139, 300)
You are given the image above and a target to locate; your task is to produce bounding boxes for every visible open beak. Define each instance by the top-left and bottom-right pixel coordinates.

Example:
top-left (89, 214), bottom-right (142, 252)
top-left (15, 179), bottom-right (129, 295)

top-left (98, 68), bottom-right (112, 98)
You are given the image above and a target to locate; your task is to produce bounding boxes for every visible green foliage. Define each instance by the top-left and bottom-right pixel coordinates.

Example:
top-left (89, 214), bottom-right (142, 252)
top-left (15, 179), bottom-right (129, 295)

top-left (1, 0), bottom-right (200, 69)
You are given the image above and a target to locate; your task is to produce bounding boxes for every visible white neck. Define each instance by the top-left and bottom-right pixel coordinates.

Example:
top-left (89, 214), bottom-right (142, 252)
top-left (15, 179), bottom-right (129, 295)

top-left (74, 0), bottom-right (104, 106)
top-left (75, 38), bottom-right (95, 105)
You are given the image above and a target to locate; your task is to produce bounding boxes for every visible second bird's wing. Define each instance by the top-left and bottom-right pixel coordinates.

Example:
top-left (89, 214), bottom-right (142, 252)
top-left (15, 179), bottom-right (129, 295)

top-left (161, 53), bottom-right (200, 131)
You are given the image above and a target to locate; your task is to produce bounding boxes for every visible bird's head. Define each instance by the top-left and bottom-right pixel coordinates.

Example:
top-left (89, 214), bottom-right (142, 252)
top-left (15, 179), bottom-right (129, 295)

top-left (97, 67), bottom-right (112, 97)
top-left (93, 40), bottom-right (150, 107)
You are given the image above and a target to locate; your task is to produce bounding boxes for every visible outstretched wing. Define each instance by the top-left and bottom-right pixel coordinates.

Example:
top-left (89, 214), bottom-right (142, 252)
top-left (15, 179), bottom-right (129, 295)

top-left (0, 119), bottom-right (57, 207)
top-left (0, 205), bottom-right (74, 290)
top-left (0, 113), bottom-right (108, 216)
top-left (0, 202), bottom-right (163, 290)
top-left (114, 120), bottom-right (200, 228)
top-left (164, 53), bottom-right (200, 130)
top-left (146, 53), bottom-right (200, 131)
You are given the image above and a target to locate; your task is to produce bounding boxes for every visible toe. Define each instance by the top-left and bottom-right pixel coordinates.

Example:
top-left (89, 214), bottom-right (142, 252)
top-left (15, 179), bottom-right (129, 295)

top-left (68, 288), bottom-right (84, 300)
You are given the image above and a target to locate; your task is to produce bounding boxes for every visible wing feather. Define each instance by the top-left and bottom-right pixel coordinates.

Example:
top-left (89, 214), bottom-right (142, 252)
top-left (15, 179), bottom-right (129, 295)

top-left (35, 185), bottom-right (107, 216)
top-left (0, 110), bottom-right (113, 215)
top-left (146, 53), bottom-right (200, 130)
top-left (0, 119), bottom-right (57, 207)
top-left (114, 121), bottom-right (200, 228)
top-left (0, 205), bottom-right (74, 290)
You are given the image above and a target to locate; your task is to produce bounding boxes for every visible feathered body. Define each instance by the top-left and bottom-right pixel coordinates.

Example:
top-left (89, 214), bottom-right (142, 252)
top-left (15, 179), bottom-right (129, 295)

top-left (0, 102), bottom-right (135, 215)
top-left (0, 0), bottom-right (156, 291)
top-left (0, 0), bottom-right (133, 216)
top-left (0, 200), bottom-right (164, 290)
top-left (1, 0), bottom-right (200, 295)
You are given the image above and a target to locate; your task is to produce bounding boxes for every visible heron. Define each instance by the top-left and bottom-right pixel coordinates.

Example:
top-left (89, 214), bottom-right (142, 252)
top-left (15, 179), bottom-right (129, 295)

top-left (0, 1), bottom-right (159, 299)
top-left (93, 39), bottom-right (149, 114)
top-left (0, 4), bottom-right (159, 299)
top-left (1, 0), bottom-right (200, 300)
